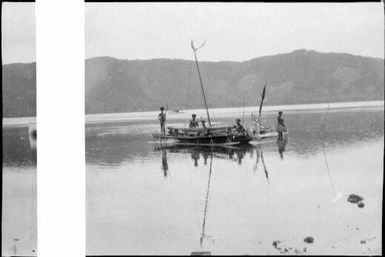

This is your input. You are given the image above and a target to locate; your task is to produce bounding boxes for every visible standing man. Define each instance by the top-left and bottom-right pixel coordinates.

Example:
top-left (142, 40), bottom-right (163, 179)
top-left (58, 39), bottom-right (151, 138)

top-left (189, 114), bottom-right (199, 128)
top-left (277, 111), bottom-right (285, 140)
top-left (158, 106), bottom-right (166, 135)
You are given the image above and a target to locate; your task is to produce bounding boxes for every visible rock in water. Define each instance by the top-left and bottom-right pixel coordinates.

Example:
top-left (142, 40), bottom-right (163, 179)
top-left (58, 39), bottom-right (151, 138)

top-left (304, 237), bottom-right (314, 244)
top-left (347, 194), bottom-right (364, 204)
top-left (272, 240), bottom-right (281, 248)
top-left (358, 202), bottom-right (365, 208)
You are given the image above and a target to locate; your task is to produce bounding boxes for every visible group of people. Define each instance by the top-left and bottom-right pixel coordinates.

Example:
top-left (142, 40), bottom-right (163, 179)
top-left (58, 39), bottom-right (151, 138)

top-left (158, 106), bottom-right (285, 138)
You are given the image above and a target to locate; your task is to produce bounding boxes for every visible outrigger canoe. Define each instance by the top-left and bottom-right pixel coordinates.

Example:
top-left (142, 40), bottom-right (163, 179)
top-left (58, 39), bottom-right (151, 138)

top-left (153, 126), bottom-right (252, 146)
top-left (152, 40), bottom-right (253, 147)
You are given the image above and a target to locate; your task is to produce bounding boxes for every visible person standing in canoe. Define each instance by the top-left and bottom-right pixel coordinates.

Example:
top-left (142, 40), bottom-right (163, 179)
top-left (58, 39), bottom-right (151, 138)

top-left (158, 106), bottom-right (167, 135)
top-left (189, 114), bottom-right (199, 128)
top-left (277, 111), bottom-right (286, 140)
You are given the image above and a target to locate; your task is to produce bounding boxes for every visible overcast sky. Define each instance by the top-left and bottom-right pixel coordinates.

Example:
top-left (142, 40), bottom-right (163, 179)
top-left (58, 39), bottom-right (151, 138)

top-left (86, 2), bottom-right (384, 62)
top-left (2, 2), bottom-right (35, 64)
top-left (1, 3), bottom-right (384, 64)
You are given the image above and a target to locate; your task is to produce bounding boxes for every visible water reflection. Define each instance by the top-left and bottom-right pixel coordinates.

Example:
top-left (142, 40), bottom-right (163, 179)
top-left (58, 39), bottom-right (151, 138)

top-left (161, 149), bottom-right (169, 178)
top-left (200, 154), bottom-right (213, 250)
top-left (154, 143), bottom-right (280, 187)
top-left (3, 127), bottom-right (37, 167)
top-left (254, 145), bottom-right (270, 183)
top-left (2, 126), bottom-right (37, 256)
top-left (154, 144), bottom-right (260, 169)
top-left (276, 137), bottom-right (288, 159)
top-left (86, 109), bottom-right (383, 166)
top-left (153, 142), bottom-right (295, 253)
top-left (85, 108), bottom-right (383, 255)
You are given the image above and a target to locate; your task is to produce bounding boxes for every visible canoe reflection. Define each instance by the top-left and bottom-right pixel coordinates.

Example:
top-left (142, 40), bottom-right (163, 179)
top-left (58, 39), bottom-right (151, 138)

top-left (155, 143), bottom-right (276, 184)
top-left (155, 144), bottom-right (256, 167)
top-left (155, 144), bottom-right (275, 253)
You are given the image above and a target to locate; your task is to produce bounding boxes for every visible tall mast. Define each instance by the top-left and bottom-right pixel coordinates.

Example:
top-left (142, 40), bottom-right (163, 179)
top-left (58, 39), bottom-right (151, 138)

top-left (191, 40), bottom-right (211, 127)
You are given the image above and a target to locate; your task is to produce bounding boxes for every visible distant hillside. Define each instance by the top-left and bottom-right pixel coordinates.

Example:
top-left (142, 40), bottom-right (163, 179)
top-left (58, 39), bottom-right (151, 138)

top-left (2, 63), bottom-right (36, 118)
top-left (85, 49), bottom-right (384, 114)
top-left (2, 50), bottom-right (384, 117)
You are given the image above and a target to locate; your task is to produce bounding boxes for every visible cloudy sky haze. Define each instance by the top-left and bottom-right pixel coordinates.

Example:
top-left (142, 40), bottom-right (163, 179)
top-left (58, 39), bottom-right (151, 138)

top-left (85, 2), bottom-right (384, 62)
top-left (1, 2), bottom-right (384, 64)
top-left (2, 2), bottom-right (35, 64)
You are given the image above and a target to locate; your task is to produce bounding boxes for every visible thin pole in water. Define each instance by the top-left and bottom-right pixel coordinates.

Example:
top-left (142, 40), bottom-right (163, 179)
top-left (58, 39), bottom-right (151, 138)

top-left (191, 40), bottom-right (211, 127)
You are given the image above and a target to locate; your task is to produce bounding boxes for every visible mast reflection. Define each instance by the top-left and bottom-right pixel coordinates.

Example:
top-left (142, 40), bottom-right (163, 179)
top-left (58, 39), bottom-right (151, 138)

top-left (200, 153), bottom-right (213, 248)
top-left (253, 145), bottom-right (269, 183)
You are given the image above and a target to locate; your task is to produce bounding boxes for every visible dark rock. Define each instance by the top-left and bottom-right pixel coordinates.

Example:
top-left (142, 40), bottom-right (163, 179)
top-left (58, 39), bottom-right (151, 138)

top-left (358, 202), bottom-right (365, 208)
top-left (304, 236), bottom-right (314, 244)
top-left (360, 240), bottom-right (366, 244)
top-left (347, 194), bottom-right (364, 204)
top-left (272, 240), bottom-right (281, 248)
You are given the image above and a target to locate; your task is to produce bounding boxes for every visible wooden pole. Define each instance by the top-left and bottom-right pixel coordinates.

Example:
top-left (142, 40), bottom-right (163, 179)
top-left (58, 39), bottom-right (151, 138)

top-left (192, 40), bottom-right (211, 127)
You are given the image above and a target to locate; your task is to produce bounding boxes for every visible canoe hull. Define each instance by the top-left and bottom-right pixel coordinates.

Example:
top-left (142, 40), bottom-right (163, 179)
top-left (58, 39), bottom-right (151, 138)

top-left (251, 130), bottom-right (289, 140)
top-left (153, 133), bottom-right (251, 146)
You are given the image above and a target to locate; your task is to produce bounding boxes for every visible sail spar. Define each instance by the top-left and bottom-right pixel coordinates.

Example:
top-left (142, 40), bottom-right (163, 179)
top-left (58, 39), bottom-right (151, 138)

top-left (258, 81), bottom-right (267, 122)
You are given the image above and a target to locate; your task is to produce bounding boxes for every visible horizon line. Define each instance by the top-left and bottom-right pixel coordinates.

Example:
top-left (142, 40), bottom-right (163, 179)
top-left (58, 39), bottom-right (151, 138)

top-left (3, 48), bottom-right (384, 65)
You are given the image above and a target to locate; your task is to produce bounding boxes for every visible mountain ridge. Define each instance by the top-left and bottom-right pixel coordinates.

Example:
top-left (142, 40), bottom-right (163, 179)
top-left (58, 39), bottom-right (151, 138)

top-left (2, 49), bottom-right (384, 117)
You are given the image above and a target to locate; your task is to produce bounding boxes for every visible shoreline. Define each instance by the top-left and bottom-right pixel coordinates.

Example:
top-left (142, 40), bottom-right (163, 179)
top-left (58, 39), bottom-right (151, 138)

top-left (2, 100), bottom-right (384, 127)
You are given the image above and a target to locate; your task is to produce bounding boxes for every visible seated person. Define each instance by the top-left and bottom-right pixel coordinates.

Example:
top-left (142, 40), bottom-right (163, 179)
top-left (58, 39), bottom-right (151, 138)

top-left (198, 120), bottom-right (210, 136)
top-left (189, 114), bottom-right (199, 128)
top-left (233, 118), bottom-right (246, 135)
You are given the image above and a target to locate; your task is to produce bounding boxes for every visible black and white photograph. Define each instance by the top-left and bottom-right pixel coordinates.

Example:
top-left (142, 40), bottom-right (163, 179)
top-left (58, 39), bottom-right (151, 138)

top-left (2, 1), bottom-right (383, 256)
top-left (84, 2), bottom-right (383, 255)
top-left (2, 2), bottom-right (37, 256)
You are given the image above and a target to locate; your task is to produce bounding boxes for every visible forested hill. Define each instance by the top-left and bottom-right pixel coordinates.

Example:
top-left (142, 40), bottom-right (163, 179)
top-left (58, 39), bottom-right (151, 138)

top-left (85, 49), bottom-right (383, 114)
top-left (2, 49), bottom-right (384, 117)
top-left (2, 62), bottom-right (36, 118)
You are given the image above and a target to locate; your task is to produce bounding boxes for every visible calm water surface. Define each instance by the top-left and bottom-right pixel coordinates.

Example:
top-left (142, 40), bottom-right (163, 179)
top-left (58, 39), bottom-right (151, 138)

top-left (2, 126), bottom-right (37, 256)
top-left (86, 105), bottom-right (383, 255)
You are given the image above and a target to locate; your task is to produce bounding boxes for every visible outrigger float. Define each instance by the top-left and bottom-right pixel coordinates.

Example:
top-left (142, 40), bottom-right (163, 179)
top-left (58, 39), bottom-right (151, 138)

top-left (153, 40), bottom-right (253, 146)
top-left (249, 81), bottom-right (289, 141)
